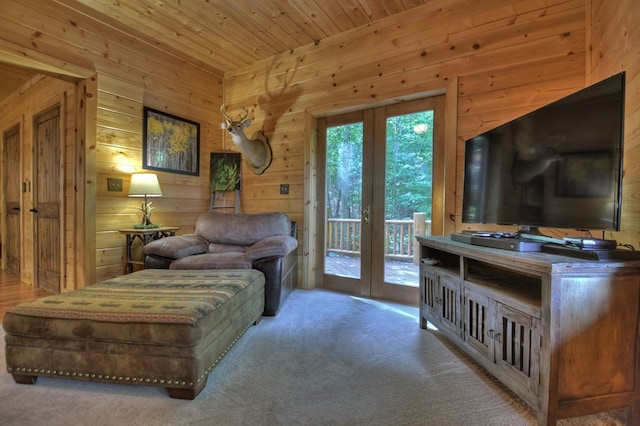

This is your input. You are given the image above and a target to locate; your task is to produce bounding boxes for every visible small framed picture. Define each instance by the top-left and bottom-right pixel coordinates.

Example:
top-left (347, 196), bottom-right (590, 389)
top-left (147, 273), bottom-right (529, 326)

top-left (210, 152), bottom-right (242, 191)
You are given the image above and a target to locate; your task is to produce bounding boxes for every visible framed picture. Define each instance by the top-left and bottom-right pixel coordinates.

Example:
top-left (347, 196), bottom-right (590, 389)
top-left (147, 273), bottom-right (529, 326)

top-left (555, 152), bottom-right (613, 198)
top-left (210, 152), bottom-right (242, 191)
top-left (143, 107), bottom-right (200, 176)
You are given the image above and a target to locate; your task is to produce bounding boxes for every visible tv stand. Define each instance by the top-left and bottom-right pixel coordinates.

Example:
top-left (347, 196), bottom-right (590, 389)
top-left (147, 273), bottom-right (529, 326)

top-left (417, 236), bottom-right (640, 425)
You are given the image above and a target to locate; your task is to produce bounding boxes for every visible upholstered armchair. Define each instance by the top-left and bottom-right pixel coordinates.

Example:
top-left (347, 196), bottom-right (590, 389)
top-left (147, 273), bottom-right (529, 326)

top-left (143, 211), bottom-right (298, 316)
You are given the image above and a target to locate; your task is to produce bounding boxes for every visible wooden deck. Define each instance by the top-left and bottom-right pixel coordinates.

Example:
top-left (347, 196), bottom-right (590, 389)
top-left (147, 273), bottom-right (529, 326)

top-left (325, 255), bottom-right (419, 286)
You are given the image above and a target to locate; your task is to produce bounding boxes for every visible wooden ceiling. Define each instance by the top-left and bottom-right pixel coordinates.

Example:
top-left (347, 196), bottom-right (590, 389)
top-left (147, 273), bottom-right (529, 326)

top-left (0, 0), bottom-right (429, 100)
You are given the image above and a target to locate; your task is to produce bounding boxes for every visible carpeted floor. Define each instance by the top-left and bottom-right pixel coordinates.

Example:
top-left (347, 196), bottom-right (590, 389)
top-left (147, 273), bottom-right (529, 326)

top-left (0, 289), bottom-right (629, 425)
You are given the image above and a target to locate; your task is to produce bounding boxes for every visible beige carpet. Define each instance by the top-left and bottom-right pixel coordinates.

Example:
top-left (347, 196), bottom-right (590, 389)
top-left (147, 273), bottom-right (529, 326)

top-left (0, 289), bottom-right (629, 425)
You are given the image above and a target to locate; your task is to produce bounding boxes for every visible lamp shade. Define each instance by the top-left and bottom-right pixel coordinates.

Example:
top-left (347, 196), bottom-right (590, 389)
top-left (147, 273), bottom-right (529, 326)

top-left (128, 173), bottom-right (163, 197)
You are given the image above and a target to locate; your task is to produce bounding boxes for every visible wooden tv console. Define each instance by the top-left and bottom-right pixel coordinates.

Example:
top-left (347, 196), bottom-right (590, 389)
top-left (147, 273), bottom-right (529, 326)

top-left (417, 236), bottom-right (640, 425)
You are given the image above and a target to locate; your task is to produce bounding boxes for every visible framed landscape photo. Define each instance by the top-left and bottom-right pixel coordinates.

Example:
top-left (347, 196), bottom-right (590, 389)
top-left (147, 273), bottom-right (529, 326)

top-left (143, 107), bottom-right (200, 176)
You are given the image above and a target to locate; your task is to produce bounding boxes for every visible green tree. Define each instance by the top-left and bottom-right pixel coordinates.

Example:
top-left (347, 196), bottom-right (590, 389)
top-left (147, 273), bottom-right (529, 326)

top-left (385, 111), bottom-right (433, 219)
top-left (326, 122), bottom-right (363, 219)
top-left (325, 110), bottom-right (433, 221)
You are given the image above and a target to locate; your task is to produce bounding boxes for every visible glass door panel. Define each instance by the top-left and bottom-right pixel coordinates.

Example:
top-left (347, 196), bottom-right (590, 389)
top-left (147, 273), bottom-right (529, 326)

top-left (383, 110), bottom-right (434, 287)
top-left (324, 121), bottom-right (363, 280)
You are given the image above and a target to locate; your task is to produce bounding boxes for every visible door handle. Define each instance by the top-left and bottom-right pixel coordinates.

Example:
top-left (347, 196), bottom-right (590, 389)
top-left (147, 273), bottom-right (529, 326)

top-left (362, 205), bottom-right (370, 224)
top-left (29, 208), bottom-right (38, 213)
top-left (12, 207), bottom-right (20, 211)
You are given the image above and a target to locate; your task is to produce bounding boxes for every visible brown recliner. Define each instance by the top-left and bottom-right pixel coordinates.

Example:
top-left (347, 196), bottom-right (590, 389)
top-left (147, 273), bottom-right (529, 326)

top-left (144, 211), bottom-right (298, 316)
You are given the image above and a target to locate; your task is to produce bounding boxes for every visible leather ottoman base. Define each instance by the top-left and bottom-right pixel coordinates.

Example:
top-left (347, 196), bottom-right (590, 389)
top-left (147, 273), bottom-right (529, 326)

top-left (3, 269), bottom-right (265, 399)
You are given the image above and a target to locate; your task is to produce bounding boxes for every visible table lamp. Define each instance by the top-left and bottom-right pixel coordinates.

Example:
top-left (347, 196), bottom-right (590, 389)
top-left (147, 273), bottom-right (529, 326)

top-left (129, 173), bottom-right (163, 228)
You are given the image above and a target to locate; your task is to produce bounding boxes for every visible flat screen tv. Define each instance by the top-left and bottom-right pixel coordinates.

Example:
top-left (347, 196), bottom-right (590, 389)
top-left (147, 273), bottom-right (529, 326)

top-left (461, 72), bottom-right (625, 233)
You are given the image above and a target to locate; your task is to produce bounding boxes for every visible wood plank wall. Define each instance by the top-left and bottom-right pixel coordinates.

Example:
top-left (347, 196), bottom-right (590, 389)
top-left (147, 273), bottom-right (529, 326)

top-left (224, 0), bottom-right (589, 287)
top-left (0, 0), bottom-right (223, 286)
top-left (589, 0), bottom-right (640, 246)
top-left (1, 0), bottom-right (639, 290)
top-left (94, 72), bottom-right (221, 282)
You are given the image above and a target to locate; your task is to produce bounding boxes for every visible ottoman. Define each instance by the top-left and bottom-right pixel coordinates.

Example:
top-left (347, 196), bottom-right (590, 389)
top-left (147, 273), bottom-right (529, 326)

top-left (3, 269), bottom-right (265, 399)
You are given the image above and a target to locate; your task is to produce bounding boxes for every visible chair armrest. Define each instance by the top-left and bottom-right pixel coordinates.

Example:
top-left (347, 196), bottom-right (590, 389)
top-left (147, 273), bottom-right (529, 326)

top-left (245, 235), bottom-right (298, 261)
top-left (143, 234), bottom-right (208, 260)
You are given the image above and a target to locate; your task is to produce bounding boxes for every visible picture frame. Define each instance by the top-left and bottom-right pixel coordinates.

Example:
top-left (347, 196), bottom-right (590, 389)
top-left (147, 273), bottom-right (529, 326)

top-left (210, 152), bottom-right (242, 191)
top-left (555, 151), bottom-right (613, 198)
top-left (143, 107), bottom-right (200, 176)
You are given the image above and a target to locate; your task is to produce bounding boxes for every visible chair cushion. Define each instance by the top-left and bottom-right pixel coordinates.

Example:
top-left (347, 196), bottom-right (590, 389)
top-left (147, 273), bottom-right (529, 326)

top-left (144, 234), bottom-right (208, 259)
top-left (207, 242), bottom-right (247, 254)
top-left (169, 252), bottom-right (252, 270)
top-left (245, 235), bottom-right (298, 260)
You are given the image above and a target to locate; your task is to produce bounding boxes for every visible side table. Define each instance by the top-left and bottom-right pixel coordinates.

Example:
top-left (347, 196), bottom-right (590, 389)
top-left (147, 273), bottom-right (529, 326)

top-left (119, 227), bottom-right (180, 273)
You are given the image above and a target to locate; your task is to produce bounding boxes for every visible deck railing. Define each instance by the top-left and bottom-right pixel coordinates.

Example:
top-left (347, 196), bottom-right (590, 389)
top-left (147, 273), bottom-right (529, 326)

top-left (326, 213), bottom-right (431, 264)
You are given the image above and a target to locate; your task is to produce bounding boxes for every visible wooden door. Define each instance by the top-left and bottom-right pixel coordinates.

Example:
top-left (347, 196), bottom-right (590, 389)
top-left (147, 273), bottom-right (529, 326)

top-left (317, 110), bottom-right (373, 298)
top-left (33, 106), bottom-right (62, 294)
top-left (317, 96), bottom-right (444, 305)
top-left (3, 124), bottom-right (21, 275)
top-left (370, 97), bottom-right (445, 304)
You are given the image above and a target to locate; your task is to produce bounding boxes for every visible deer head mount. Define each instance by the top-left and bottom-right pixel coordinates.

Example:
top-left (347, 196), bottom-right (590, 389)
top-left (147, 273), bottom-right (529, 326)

top-left (220, 104), bottom-right (272, 175)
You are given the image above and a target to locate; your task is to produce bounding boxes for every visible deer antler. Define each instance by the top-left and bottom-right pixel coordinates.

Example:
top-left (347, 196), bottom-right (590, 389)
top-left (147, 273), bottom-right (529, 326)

top-left (238, 106), bottom-right (249, 122)
top-left (220, 104), bottom-right (233, 122)
top-left (221, 104), bottom-right (249, 123)
top-left (220, 104), bottom-right (272, 175)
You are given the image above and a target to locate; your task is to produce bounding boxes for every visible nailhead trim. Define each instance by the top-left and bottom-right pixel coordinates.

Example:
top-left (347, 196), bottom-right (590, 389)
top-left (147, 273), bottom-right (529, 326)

top-left (6, 312), bottom-right (260, 389)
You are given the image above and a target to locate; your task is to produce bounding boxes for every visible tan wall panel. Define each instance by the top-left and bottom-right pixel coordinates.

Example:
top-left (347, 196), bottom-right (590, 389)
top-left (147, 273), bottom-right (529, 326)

top-left (225, 0), bottom-right (590, 287)
top-left (457, 71), bottom-right (587, 139)
top-left (2, 0), bottom-right (640, 289)
top-left (590, 0), bottom-right (640, 245)
top-left (92, 75), bottom-right (221, 281)
top-left (0, 0), bottom-right (225, 282)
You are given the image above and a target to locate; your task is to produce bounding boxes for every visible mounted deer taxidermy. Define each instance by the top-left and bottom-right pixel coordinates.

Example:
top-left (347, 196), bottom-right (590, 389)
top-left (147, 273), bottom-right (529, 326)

top-left (220, 104), bottom-right (272, 175)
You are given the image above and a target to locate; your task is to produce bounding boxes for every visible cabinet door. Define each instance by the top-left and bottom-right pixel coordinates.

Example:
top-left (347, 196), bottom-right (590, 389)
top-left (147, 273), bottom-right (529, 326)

top-left (494, 303), bottom-right (541, 397)
top-left (419, 266), bottom-right (461, 336)
top-left (438, 271), bottom-right (461, 337)
top-left (419, 265), bottom-right (440, 327)
top-left (463, 285), bottom-right (495, 360)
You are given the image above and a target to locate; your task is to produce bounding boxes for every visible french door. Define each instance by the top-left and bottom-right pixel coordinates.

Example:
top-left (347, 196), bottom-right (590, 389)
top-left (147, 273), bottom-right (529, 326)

top-left (317, 96), bottom-right (445, 305)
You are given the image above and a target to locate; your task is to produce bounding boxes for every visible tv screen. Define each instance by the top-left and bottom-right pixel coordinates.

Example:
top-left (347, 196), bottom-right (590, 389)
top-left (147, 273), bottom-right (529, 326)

top-left (461, 72), bottom-right (625, 232)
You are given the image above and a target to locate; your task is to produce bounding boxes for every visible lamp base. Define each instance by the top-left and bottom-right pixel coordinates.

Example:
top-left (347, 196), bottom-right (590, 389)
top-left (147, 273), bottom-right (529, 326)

top-left (133, 201), bottom-right (161, 229)
top-left (133, 212), bottom-right (161, 229)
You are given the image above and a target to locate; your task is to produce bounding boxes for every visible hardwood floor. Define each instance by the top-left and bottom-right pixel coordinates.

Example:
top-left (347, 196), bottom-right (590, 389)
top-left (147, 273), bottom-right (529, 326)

top-left (0, 270), bottom-right (51, 323)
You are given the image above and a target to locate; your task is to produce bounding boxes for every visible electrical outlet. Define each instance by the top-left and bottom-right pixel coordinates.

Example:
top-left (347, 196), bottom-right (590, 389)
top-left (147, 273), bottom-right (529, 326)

top-left (280, 184), bottom-right (289, 195)
top-left (107, 178), bottom-right (123, 192)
